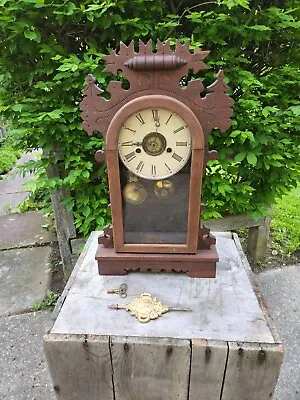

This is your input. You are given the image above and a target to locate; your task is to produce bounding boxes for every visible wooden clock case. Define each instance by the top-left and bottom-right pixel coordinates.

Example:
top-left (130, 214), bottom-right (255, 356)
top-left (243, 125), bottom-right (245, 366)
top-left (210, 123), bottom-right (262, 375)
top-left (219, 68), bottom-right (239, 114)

top-left (80, 40), bottom-right (234, 278)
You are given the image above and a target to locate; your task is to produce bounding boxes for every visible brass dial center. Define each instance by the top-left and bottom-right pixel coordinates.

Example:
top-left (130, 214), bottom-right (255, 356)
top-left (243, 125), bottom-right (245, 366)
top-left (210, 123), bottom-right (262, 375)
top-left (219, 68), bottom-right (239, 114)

top-left (142, 132), bottom-right (166, 156)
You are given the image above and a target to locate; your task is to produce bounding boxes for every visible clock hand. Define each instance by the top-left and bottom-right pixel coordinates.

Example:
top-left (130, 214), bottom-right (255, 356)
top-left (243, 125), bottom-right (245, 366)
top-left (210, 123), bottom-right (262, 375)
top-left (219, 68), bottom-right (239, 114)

top-left (152, 110), bottom-right (160, 128)
top-left (121, 141), bottom-right (142, 146)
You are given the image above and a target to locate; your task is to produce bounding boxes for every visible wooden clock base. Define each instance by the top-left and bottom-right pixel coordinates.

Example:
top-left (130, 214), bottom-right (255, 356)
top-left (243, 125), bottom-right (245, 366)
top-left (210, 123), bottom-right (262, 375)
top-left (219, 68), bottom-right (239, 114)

top-left (95, 245), bottom-right (218, 278)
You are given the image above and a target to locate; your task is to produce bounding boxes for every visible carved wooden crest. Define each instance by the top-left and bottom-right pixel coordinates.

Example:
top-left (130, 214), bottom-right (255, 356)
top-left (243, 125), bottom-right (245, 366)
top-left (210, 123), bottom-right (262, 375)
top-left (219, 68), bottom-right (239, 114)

top-left (80, 39), bottom-right (234, 144)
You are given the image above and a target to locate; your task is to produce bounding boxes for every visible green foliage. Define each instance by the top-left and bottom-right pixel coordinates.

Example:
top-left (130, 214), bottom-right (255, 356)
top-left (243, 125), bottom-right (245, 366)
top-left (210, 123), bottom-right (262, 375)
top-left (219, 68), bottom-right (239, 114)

top-left (0, 137), bottom-right (21, 175)
top-left (0, 0), bottom-right (299, 234)
top-left (32, 290), bottom-right (60, 311)
top-left (180, 1), bottom-right (300, 219)
top-left (271, 186), bottom-right (300, 255)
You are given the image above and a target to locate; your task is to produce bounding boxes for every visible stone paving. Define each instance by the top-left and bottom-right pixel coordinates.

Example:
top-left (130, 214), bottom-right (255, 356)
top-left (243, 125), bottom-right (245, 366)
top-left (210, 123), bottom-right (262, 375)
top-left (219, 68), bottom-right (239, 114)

top-left (0, 152), bottom-right (35, 216)
top-left (0, 247), bottom-right (52, 315)
top-left (0, 211), bottom-right (56, 250)
top-left (0, 312), bottom-right (54, 400)
top-left (0, 154), bottom-right (56, 399)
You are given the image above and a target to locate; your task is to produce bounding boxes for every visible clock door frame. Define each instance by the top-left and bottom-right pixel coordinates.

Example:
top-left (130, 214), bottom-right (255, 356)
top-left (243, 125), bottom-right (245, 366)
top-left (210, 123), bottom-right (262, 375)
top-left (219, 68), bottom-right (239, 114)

top-left (106, 95), bottom-right (205, 254)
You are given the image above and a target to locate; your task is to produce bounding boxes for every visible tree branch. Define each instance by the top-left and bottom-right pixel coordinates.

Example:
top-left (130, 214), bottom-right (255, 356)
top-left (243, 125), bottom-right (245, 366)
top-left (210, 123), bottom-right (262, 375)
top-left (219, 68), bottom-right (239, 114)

top-left (178, 1), bottom-right (218, 23)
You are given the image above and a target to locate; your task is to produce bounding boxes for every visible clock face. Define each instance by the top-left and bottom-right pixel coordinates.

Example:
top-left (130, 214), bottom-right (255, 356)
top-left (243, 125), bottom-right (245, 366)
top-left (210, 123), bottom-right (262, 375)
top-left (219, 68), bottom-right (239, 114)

top-left (117, 108), bottom-right (192, 180)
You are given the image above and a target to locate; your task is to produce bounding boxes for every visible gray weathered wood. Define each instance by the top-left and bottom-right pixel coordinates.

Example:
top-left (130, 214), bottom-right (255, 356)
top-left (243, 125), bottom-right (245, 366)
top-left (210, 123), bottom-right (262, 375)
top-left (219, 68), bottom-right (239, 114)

top-left (233, 233), bottom-right (282, 343)
top-left (222, 342), bottom-right (284, 400)
top-left (0, 124), bottom-right (7, 138)
top-left (48, 162), bottom-right (77, 279)
top-left (205, 214), bottom-right (271, 262)
top-left (189, 339), bottom-right (228, 400)
top-left (44, 232), bottom-right (283, 400)
top-left (204, 215), bottom-right (267, 231)
top-left (111, 336), bottom-right (190, 400)
top-left (247, 219), bottom-right (270, 261)
top-left (52, 232), bottom-right (95, 320)
top-left (51, 232), bottom-right (275, 343)
top-left (43, 333), bottom-right (113, 400)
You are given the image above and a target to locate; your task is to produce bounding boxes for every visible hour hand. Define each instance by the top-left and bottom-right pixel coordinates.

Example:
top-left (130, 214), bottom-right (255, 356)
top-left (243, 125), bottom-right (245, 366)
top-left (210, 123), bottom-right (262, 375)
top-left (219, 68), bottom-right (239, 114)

top-left (120, 141), bottom-right (142, 147)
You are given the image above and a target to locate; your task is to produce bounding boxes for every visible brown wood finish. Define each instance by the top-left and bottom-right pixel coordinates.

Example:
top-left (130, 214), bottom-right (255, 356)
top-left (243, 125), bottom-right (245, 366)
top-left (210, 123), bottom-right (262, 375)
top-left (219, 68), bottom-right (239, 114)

top-left (80, 40), bottom-right (234, 138)
top-left (106, 95), bottom-right (204, 254)
top-left (95, 244), bottom-right (218, 278)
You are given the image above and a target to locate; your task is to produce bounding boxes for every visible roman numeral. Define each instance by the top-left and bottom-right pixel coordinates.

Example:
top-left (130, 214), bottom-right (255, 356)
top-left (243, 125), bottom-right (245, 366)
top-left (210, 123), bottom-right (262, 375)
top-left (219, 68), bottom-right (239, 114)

top-left (173, 126), bottom-right (185, 134)
top-left (176, 141), bottom-right (187, 146)
top-left (123, 125), bottom-right (136, 132)
top-left (124, 152), bottom-right (136, 162)
top-left (152, 109), bottom-right (159, 122)
top-left (172, 153), bottom-right (183, 162)
top-left (136, 113), bottom-right (145, 124)
top-left (136, 161), bottom-right (144, 172)
top-left (165, 114), bottom-right (173, 125)
top-left (165, 163), bottom-right (171, 172)
top-left (151, 165), bottom-right (156, 176)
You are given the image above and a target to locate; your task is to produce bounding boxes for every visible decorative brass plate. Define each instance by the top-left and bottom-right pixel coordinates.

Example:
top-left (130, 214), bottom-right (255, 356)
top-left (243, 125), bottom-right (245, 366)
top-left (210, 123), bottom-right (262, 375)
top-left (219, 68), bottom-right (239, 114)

top-left (108, 292), bottom-right (191, 323)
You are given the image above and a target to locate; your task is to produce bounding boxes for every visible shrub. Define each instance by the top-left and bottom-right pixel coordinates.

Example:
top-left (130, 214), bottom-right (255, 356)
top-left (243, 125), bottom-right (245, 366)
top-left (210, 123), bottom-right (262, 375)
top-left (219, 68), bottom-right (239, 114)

top-left (0, 0), bottom-right (299, 235)
top-left (271, 185), bottom-right (300, 255)
top-left (0, 137), bottom-right (20, 175)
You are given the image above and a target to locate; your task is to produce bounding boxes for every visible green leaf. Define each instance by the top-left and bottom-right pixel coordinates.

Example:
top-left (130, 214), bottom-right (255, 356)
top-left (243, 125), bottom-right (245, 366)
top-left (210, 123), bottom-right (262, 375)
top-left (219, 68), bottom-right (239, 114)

top-left (230, 130), bottom-right (241, 138)
top-left (23, 29), bottom-right (41, 42)
top-left (96, 216), bottom-right (105, 226)
top-left (247, 153), bottom-right (257, 165)
top-left (82, 170), bottom-right (90, 179)
top-left (12, 104), bottom-right (24, 111)
top-left (262, 108), bottom-right (269, 117)
top-left (24, 31), bottom-right (37, 41)
top-left (82, 205), bottom-right (91, 217)
top-left (67, 2), bottom-right (76, 15)
top-left (289, 106), bottom-right (300, 116)
top-left (234, 152), bottom-right (246, 163)
top-left (22, 179), bottom-right (37, 192)
top-left (248, 25), bottom-right (271, 31)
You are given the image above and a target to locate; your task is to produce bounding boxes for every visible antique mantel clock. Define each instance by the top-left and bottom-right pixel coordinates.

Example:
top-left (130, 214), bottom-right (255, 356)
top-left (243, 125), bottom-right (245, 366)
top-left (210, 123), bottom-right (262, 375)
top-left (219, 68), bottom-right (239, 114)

top-left (80, 40), bottom-right (234, 278)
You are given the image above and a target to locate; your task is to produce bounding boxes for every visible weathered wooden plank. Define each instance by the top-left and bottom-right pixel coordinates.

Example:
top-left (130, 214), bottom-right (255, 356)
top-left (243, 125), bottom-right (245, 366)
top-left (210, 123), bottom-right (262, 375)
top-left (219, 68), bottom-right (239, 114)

top-left (111, 336), bottom-right (190, 400)
top-left (48, 161), bottom-right (77, 279)
top-left (247, 219), bottom-right (270, 261)
top-left (52, 232), bottom-right (96, 321)
top-left (189, 339), bottom-right (228, 400)
top-left (43, 333), bottom-right (113, 400)
top-left (52, 232), bottom-right (275, 343)
top-left (204, 215), bottom-right (267, 231)
top-left (221, 342), bottom-right (284, 400)
top-left (233, 233), bottom-right (282, 343)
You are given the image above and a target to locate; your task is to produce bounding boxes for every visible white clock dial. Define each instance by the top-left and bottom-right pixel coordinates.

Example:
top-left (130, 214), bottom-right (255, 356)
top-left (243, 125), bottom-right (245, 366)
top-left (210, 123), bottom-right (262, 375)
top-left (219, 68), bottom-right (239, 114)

top-left (117, 107), bottom-right (192, 180)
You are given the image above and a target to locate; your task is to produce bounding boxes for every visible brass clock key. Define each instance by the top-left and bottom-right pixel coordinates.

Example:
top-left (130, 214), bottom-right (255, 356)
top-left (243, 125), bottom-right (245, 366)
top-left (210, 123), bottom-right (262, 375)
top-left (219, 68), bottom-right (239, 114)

top-left (107, 283), bottom-right (128, 298)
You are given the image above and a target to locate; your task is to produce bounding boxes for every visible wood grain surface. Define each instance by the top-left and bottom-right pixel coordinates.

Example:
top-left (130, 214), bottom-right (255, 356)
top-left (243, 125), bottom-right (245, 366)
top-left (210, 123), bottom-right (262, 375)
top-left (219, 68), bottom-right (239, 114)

top-left (189, 339), bottom-right (228, 400)
top-left (43, 334), bottom-right (113, 400)
top-left (221, 342), bottom-right (284, 400)
top-left (111, 336), bottom-right (190, 400)
top-left (45, 232), bottom-right (284, 400)
top-left (51, 232), bottom-right (275, 343)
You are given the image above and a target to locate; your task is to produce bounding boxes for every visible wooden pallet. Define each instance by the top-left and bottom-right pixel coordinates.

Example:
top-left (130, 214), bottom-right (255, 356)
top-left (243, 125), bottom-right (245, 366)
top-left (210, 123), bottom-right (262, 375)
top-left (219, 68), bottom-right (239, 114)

top-left (44, 231), bottom-right (283, 400)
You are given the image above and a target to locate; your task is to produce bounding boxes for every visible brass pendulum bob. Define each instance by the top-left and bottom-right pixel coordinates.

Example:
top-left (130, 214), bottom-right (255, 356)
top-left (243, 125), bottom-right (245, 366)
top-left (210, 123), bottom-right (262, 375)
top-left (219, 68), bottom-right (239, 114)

top-left (122, 171), bottom-right (147, 205)
top-left (153, 179), bottom-right (175, 200)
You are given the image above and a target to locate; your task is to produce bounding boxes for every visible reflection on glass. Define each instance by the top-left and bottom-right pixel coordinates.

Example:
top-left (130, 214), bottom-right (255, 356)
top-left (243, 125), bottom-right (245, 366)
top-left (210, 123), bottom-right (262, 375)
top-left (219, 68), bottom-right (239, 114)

top-left (121, 160), bottom-right (190, 245)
